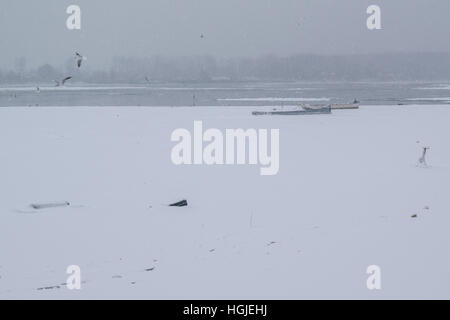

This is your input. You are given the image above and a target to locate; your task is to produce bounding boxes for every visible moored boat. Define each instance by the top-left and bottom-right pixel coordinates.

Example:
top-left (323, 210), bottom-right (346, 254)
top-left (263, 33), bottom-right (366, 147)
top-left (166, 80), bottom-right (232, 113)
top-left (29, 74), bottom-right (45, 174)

top-left (330, 102), bottom-right (360, 109)
top-left (302, 100), bottom-right (360, 110)
top-left (252, 105), bottom-right (331, 116)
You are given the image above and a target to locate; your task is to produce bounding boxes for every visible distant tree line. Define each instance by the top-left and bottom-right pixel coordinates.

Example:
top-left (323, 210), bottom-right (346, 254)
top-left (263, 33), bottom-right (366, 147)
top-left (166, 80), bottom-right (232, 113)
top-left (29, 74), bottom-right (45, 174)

top-left (1, 52), bottom-right (450, 84)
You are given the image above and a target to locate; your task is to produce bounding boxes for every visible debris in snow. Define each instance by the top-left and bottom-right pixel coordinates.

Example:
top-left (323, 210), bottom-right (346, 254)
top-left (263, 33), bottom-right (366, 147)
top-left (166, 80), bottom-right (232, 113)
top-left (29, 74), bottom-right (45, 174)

top-left (423, 206), bottom-right (430, 210)
top-left (37, 285), bottom-right (61, 291)
top-left (169, 199), bottom-right (188, 207)
top-left (30, 201), bottom-right (70, 210)
top-left (209, 249), bottom-right (215, 253)
top-left (411, 214), bottom-right (418, 218)
top-left (267, 241), bottom-right (277, 246)
top-left (145, 267), bottom-right (155, 272)
top-left (112, 275), bottom-right (123, 279)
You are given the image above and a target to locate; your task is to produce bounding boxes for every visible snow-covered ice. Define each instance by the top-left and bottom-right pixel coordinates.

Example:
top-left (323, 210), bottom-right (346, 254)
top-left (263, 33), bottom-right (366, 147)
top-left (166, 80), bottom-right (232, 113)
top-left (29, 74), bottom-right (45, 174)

top-left (0, 104), bottom-right (449, 299)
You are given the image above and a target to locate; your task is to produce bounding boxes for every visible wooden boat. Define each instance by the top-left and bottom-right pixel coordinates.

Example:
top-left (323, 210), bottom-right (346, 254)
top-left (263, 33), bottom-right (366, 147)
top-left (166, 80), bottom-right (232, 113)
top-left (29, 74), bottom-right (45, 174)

top-left (252, 105), bottom-right (331, 116)
top-left (302, 101), bottom-right (359, 110)
top-left (330, 102), bottom-right (360, 109)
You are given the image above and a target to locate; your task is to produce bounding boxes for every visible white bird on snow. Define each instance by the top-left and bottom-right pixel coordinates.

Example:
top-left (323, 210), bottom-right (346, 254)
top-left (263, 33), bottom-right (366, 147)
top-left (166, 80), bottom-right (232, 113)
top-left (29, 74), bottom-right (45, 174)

top-left (418, 146), bottom-right (430, 167)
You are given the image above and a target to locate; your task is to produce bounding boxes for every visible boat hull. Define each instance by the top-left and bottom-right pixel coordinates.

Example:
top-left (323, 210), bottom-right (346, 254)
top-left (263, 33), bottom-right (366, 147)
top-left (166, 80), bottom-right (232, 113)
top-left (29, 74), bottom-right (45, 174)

top-left (330, 103), bottom-right (360, 109)
top-left (302, 103), bottom-right (359, 110)
top-left (252, 106), bottom-right (331, 116)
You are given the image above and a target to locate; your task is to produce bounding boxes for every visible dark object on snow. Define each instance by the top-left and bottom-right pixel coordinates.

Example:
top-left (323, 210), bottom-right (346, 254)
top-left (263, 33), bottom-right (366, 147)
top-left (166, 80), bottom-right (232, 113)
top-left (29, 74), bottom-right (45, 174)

top-left (37, 285), bottom-right (61, 291)
top-left (169, 200), bottom-right (188, 207)
top-left (411, 214), bottom-right (418, 218)
top-left (145, 267), bottom-right (155, 272)
top-left (31, 201), bottom-right (70, 210)
top-left (418, 146), bottom-right (430, 167)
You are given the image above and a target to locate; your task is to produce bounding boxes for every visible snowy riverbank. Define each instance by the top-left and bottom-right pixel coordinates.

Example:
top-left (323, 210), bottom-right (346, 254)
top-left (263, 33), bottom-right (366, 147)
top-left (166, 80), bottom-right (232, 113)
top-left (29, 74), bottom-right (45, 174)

top-left (1, 105), bottom-right (449, 299)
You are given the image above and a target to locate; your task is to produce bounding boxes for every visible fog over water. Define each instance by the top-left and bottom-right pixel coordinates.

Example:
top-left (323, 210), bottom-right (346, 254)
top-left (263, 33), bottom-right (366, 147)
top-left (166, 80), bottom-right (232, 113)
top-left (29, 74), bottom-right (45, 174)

top-left (1, 0), bottom-right (450, 105)
top-left (1, 0), bottom-right (449, 70)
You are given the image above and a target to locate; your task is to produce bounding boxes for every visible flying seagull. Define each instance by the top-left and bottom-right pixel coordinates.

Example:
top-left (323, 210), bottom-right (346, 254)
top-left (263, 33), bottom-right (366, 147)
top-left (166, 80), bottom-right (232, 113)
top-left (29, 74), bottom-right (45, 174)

top-left (54, 76), bottom-right (72, 87)
top-left (75, 52), bottom-right (87, 68)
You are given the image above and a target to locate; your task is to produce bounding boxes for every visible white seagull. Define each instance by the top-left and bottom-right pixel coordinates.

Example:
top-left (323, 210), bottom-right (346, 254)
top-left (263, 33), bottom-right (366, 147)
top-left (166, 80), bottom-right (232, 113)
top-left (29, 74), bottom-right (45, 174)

top-left (75, 52), bottom-right (87, 68)
top-left (54, 76), bottom-right (72, 87)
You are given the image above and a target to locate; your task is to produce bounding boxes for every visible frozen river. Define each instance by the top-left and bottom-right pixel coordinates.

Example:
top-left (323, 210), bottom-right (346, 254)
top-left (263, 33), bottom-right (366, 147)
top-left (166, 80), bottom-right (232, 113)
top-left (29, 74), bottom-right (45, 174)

top-left (1, 81), bottom-right (450, 107)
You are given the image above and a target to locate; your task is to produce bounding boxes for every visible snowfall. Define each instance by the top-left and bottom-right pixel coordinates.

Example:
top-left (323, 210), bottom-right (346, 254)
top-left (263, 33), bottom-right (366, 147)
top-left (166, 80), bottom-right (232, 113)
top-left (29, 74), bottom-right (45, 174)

top-left (0, 104), bottom-right (449, 299)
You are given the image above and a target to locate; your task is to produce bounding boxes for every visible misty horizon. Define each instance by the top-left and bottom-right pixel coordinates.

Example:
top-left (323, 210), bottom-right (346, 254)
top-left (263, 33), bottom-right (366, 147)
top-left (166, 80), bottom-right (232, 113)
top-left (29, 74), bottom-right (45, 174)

top-left (2, 52), bottom-right (450, 84)
top-left (1, 0), bottom-right (450, 70)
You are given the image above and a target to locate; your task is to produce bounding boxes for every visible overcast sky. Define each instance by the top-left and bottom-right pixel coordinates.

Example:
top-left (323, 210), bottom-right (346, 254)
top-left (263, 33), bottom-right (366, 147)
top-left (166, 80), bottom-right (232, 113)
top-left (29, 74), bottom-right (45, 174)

top-left (1, 0), bottom-right (449, 69)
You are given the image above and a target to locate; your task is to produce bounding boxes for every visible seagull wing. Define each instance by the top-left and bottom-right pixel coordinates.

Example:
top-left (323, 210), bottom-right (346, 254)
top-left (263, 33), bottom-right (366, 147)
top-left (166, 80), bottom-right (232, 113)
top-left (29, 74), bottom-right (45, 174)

top-left (62, 76), bottom-right (72, 85)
